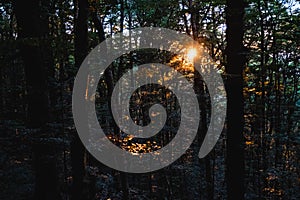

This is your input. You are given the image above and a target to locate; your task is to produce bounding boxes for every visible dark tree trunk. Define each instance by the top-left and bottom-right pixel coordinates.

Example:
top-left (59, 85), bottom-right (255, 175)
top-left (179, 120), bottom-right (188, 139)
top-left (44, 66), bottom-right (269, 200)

top-left (13, 0), bottom-right (48, 128)
top-left (0, 60), bottom-right (3, 119)
top-left (71, 0), bottom-right (89, 200)
top-left (13, 0), bottom-right (60, 199)
top-left (225, 0), bottom-right (246, 199)
top-left (188, 1), bottom-right (213, 198)
top-left (74, 0), bottom-right (89, 68)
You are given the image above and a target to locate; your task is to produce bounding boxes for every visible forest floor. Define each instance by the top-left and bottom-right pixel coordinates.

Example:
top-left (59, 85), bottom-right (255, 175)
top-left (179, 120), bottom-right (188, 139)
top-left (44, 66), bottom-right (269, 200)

top-left (0, 121), bottom-right (34, 200)
top-left (1, 117), bottom-right (299, 199)
top-left (0, 119), bottom-right (228, 200)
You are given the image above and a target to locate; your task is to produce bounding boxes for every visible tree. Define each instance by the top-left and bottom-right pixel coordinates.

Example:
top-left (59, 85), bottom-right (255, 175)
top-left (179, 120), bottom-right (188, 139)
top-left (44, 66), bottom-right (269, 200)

top-left (1, 0), bottom-right (298, 199)
top-left (225, 0), bottom-right (246, 199)
top-left (71, 0), bottom-right (89, 200)
top-left (13, 0), bottom-right (60, 199)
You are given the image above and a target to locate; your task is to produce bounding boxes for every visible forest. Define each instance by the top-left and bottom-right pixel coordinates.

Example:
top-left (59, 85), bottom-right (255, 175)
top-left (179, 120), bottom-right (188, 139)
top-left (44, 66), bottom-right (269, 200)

top-left (0, 0), bottom-right (299, 199)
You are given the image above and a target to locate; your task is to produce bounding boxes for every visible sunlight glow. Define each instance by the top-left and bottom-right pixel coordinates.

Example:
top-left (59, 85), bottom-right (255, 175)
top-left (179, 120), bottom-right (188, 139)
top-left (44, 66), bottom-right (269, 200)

top-left (186, 48), bottom-right (197, 62)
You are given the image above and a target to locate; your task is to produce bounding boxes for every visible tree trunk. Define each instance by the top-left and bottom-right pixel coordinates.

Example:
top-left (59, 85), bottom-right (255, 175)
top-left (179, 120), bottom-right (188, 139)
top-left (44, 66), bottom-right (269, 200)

top-left (71, 0), bottom-right (89, 200)
top-left (13, 0), bottom-right (60, 199)
top-left (225, 0), bottom-right (246, 199)
top-left (13, 0), bottom-right (48, 127)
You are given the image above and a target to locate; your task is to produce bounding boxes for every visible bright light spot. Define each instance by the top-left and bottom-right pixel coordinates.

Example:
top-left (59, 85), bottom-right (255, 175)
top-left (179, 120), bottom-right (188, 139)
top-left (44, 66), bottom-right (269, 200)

top-left (187, 48), bottom-right (197, 62)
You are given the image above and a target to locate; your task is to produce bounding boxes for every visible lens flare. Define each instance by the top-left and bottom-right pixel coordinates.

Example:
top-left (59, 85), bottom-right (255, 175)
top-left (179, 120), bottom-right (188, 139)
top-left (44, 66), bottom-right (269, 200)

top-left (187, 48), bottom-right (197, 61)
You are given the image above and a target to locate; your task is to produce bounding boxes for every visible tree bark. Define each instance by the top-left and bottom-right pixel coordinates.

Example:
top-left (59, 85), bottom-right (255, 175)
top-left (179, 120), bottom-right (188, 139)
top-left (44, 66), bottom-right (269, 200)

top-left (225, 0), bottom-right (246, 199)
top-left (13, 0), bottom-right (60, 199)
top-left (13, 0), bottom-right (48, 128)
top-left (71, 0), bottom-right (89, 200)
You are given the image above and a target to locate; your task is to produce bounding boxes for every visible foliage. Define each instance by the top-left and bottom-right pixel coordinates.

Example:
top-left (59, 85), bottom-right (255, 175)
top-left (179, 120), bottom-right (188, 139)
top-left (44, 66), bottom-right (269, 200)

top-left (0, 0), bottom-right (299, 199)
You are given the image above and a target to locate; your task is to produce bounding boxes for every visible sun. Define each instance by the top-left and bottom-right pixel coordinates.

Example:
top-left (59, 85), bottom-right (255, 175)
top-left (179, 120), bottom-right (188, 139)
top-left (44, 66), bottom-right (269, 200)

top-left (186, 48), bottom-right (197, 62)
